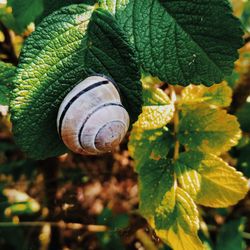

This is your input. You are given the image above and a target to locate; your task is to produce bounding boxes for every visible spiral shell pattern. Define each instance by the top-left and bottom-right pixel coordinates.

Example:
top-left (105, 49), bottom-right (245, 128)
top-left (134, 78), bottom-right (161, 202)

top-left (57, 75), bottom-right (130, 155)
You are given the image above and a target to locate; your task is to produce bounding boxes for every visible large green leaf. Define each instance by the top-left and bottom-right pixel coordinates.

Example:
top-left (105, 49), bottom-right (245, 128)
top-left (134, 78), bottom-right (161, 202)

top-left (101, 0), bottom-right (243, 86)
top-left (0, 61), bottom-right (16, 105)
top-left (41, 0), bottom-right (97, 20)
top-left (10, 5), bottom-right (141, 159)
top-left (175, 151), bottom-right (248, 207)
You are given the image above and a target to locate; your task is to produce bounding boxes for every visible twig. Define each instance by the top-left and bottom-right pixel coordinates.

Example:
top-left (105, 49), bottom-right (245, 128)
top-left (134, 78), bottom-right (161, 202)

top-left (0, 221), bottom-right (108, 232)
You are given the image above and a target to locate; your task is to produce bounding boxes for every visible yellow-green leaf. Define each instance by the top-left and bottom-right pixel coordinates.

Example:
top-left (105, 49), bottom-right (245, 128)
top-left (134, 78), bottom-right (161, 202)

top-left (128, 82), bottom-right (175, 169)
top-left (180, 82), bottom-right (232, 108)
top-left (135, 105), bottom-right (174, 130)
top-left (128, 128), bottom-right (174, 169)
top-left (150, 188), bottom-right (203, 250)
top-left (3, 189), bottom-right (40, 216)
top-left (5, 201), bottom-right (40, 216)
top-left (141, 75), bottom-right (162, 88)
top-left (178, 105), bottom-right (241, 155)
top-left (175, 151), bottom-right (249, 207)
top-left (139, 159), bottom-right (175, 220)
top-left (156, 224), bottom-right (204, 250)
top-left (141, 76), bottom-right (169, 106)
top-left (133, 81), bottom-right (174, 130)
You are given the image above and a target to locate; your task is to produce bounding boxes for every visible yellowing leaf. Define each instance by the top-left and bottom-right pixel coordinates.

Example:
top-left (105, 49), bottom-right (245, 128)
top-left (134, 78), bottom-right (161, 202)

top-left (143, 87), bottom-right (171, 106)
top-left (156, 224), bottom-right (204, 250)
top-left (128, 128), bottom-right (173, 169)
top-left (181, 82), bottom-right (232, 108)
top-left (132, 81), bottom-right (174, 130)
top-left (150, 188), bottom-right (203, 250)
top-left (175, 151), bottom-right (249, 207)
top-left (135, 105), bottom-right (174, 130)
top-left (133, 85), bottom-right (174, 130)
top-left (128, 82), bottom-right (175, 168)
top-left (141, 75), bottom-right (162, 87)
top-left (178, 105), bottom-right (241, 155)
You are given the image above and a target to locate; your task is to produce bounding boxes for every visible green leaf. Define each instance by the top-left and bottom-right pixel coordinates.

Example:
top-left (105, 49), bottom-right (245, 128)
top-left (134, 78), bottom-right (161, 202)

top-left (178, 105), bottom-right (241, 155)
top-left (102, 0), bottom-right (243, 86)
top-left (175, 151), bottom-right (248, 207)
top-left (0, 61), bottom-right (16, 105)
top-left (8, 0), bottom-right (44, 32)
top-left (0, 5), bottom-right (20, 34)
top-left (181, 82), bottom-right (232, 108)
top-left (84, 8), bottom-right (142, 122)
top-left (224, 70), bottom-right (240, 88)
top-left (241, 1), bottom-right (250, 32)
top-left (153, 188), bottom-right (203, 250)
top-left (216, 218), bottom-right (247, 250)
top-left (0, 85), bottom-right (9, 106)
top-left (41, 0), bottom-right (97, 20)
top-left (96, 208), bottom-right (128, 250)
top-left (10, 5), bottom-right (142, 159)
top-left (97, 208), bottom-right (129, 229)
top-left (138, 159), bottom-right (175, 220)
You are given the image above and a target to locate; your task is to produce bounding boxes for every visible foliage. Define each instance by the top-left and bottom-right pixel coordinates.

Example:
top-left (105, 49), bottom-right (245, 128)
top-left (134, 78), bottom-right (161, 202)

top-left (101, 0), bottom-right (243, 85)
top-left (0, 61), bottom-right (15, 105)
top-left (129, 80), bottom-right (248, 249)
top-left (216, 218), bottom-right (247, 250)
top-left (8, 0), bottom-right (43, 32)
top-left (10, 5), bottom-right (142, 159)
top-left (0, 0), bottom-right (249, 250)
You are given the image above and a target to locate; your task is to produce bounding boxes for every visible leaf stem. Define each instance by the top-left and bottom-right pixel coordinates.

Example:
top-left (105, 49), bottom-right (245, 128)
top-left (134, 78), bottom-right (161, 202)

top-left (170, 86), bottom-right (180, 161)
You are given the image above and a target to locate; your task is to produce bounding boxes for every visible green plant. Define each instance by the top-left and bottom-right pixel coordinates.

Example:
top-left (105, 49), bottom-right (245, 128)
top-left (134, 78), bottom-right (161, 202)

top-left (0, 0), bottom-right (249, 249)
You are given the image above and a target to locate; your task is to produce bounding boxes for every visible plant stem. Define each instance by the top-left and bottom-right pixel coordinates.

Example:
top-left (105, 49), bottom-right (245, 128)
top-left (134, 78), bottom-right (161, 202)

top-left (170, 86), bottom-right (180, 161)
top-left (173, 110), bottom-right (180, 161)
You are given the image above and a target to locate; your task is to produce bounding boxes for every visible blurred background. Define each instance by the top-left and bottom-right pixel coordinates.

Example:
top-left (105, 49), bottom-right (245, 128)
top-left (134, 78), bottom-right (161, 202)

top-left (0, 0), bottom-right (250, 249)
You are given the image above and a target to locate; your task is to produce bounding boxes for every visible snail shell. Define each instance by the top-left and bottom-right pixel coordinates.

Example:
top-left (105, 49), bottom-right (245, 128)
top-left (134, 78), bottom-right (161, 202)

top-left (57, 75), bottom-right (130, 155)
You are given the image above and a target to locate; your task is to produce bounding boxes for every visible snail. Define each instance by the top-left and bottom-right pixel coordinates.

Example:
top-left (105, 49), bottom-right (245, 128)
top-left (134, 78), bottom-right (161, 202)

top-left (57, 75), bottom-right (130, 155)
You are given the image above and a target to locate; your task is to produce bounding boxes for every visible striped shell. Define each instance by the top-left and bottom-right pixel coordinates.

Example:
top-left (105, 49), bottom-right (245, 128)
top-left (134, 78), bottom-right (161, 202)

top-left (57, 75), bottom-right (130, 155)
